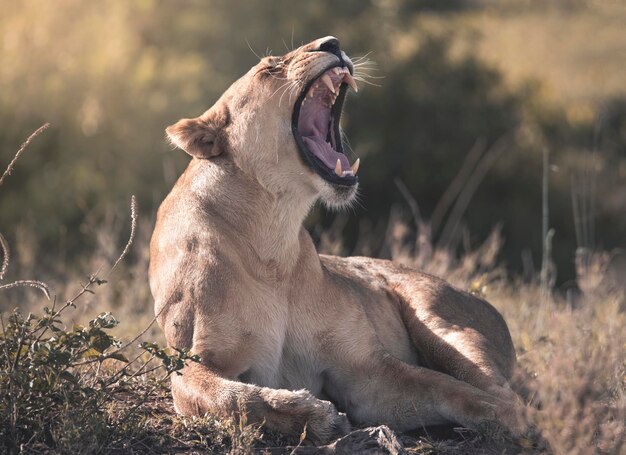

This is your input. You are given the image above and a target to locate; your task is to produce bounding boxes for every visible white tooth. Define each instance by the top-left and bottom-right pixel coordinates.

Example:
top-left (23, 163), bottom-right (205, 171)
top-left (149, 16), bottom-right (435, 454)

top-left (332, 67), bottom-right (341, 75)
top-left (308, 87), bottom-right (315, 98)
top-left (335, 159), bottom-right (342, 177)
top-left (321, 74), bottom-right (335, 93)
top-left (350, 158), bottom-right (360, 175)
top-left (342, 170), bottom-right (354, 176)
top-left (344, 73), bottom-right (359, 93)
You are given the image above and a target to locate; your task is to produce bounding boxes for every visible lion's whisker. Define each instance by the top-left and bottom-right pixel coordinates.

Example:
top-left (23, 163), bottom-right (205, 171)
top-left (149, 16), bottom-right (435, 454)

top-left (351, 52), bottom-right (373, 63)
top-left (353, 63), bottom-right (377, 70)
top-left (287, 81), bottom-right (302, 105)
top-left (282, 38), bottom-right (291, 53)
top-left (279, 81), bottom-right (298, 107)
top-left (353, 71), bottom-right (384, 79)
top-left (267, 81), bottom-right (294, 103)
top-left (245, 38), bottom-right (263, 61)
top-left (353, 77), bottom-right (382, 87)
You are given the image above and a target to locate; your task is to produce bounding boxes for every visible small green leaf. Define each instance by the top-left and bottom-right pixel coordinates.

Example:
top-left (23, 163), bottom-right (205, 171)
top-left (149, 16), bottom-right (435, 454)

top-left (81, 348), bottom-right (101, 359)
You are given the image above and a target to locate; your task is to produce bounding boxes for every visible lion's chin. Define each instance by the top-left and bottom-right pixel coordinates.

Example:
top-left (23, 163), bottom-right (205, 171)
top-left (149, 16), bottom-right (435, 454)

top-left (317, 178), bottom-right (359, 211)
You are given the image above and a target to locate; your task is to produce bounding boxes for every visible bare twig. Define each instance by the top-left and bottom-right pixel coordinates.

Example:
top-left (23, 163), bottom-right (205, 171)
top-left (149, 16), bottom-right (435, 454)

top-left (0, 280), bottom-right (50, 300)
top-left (290, 423), bottom-right (307, 455)
top-left (51, 271), bottom-right (102, 320)
top-left (101, 351), bottom-right (150, 387)
top-left (0, 123), bottom-right (50, 187)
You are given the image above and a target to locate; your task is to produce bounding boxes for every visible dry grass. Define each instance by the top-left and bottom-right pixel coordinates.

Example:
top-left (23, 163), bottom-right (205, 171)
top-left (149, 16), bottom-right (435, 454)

top-left (2, 211), bottom-right (623, 453)
top-left (1, 128), bottom-right (624, 453)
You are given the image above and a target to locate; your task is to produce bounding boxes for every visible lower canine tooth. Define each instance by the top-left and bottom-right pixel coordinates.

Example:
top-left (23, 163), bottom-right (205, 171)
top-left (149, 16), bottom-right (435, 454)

top-left (350, 158), bottom-right (360, 175)
top-left (335, 159), bottom-right (342, 177)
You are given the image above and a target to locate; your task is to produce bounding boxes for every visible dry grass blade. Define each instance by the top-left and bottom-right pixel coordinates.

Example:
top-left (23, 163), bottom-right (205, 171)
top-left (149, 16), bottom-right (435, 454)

top-left (0, 233), bottom-right (9, 281)
top-left (109, 195), bottom-right (137, 274)
top-left (0, 122), bottom-right (50, 187)
top-left (0, 123), bottom-right (52, 299)
top-left (0, 280), bottom-right (50, 299)
top-left (431, 138), bottom-right (486, 234)
top-left (437, 136), bottom-right (509, 249)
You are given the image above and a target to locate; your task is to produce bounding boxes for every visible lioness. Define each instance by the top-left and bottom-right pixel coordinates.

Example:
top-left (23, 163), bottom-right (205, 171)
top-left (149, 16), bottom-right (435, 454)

top-left (150, 36), bottom-right (523, 444)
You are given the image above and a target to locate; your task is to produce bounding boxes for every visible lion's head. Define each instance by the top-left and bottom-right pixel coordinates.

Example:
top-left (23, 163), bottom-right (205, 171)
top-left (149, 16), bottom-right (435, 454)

top-left (166, 36), bottom-right (359, 209)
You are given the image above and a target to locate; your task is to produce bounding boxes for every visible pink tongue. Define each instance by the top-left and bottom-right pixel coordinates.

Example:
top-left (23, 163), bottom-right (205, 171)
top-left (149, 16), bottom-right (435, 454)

top-left (298, 97), bottom-right (350, 172)
top-left (302, 136), bottom-right (350, 170)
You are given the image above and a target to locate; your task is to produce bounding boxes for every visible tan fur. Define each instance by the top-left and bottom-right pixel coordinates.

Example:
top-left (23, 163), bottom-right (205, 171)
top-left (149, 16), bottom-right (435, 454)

top-left (149, 36), bottom-right (524, 444)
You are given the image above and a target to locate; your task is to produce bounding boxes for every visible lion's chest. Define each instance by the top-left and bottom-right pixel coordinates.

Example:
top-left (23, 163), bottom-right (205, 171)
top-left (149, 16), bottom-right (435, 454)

top-left (244, 337), bottom-right (324, 395)
top-left (231, 286), bottom-right (323, 392)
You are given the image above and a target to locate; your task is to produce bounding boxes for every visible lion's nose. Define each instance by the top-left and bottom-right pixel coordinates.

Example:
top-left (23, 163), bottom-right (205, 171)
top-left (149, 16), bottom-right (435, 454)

top-left (317, 36), bottom-right (341, 58)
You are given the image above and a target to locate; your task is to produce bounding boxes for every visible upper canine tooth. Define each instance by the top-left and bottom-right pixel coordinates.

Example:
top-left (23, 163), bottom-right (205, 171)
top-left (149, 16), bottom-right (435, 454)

top-left (332, 67), bottom-right (341, 75)
top-left (350, 158), bottom-right (360, 175)
top-left (335, 159), bottom-right (342, 177)
top-left (321, 74), bottom-right (335, 93)
top-left (344, 73), bottom-right (359, 93)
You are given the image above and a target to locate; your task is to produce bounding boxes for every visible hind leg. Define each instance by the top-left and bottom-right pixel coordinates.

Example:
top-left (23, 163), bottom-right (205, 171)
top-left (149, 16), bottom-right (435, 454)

top-left (327, 349), bottom-right (524, 436)
top-left (390, 273), bottom-right (521, 405)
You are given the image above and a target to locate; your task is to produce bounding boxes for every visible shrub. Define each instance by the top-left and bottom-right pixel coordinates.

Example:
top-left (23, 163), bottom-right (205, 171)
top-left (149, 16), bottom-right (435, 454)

top-left (0, 305), bottom-right (197, 453)
top-left (0, 200), bottom-right (199, 453)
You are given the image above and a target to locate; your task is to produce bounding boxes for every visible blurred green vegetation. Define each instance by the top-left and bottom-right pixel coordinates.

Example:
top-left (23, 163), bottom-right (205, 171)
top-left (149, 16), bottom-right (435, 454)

top-left (1, 0), bottom-right (625, 283)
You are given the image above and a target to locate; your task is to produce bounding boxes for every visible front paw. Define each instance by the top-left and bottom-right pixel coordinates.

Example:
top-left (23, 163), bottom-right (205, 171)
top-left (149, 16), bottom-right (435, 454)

top-left (262, 388), bottom-right (350, 444)
top-left (307, 399), bottom-right (351, 444)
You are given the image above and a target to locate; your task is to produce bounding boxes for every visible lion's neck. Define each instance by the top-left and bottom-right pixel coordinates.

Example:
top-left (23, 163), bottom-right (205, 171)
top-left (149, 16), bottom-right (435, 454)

top-left (250, 189), bottom-right (315, 272)
top-left (189, 159), bottom-right (318, 274)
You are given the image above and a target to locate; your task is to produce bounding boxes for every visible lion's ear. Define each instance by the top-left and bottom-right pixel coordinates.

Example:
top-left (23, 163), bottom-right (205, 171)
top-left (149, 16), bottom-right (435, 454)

top-left (166, 116), bottom-right (221, 159)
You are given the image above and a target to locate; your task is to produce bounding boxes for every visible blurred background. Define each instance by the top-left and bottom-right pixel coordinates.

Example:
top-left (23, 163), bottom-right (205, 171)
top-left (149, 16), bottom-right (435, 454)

top-left (1, 0), bottom-right (625, 286)
top-left (3, 4), bottom-right (625, 451)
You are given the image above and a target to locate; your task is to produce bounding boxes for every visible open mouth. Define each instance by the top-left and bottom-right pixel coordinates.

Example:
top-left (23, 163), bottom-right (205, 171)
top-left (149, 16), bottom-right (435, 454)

top-left (291, 66), bottom-right (359, 186)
